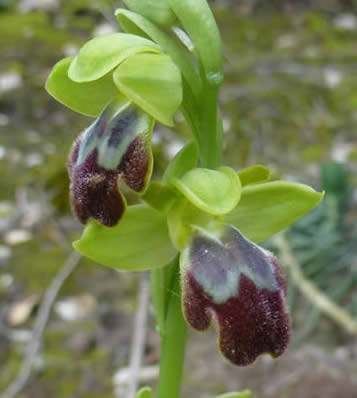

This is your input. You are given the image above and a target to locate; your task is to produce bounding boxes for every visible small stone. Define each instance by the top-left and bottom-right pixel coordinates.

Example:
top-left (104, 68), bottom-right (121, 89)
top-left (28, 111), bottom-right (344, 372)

top-left (0, 72), bottom-right (22, 93)
top-left (7, 294), bottom-right (40, 326)
top-left (55, 294), bottom-right (97, 322)
top-left (334, 14), bottom-right (357, 30)
top-left (324, 68), bottom-right (342, 88)
top-left (4, 230), bottom-right (32, 245)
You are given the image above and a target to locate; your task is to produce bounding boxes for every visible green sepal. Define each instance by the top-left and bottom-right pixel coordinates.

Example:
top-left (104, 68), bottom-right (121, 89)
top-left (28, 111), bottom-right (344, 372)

top-left (73, 205), bottom-right (177, 271)
top-left (115, 9), bottom-right (201, 98)
top-left (169, 167), bottom-right (242, 216)
top-left (123, 0), bottom-right (176, 26)
top-left (113, 53), bottom-right (182, 126)
top-left (96, 101), bottom-right (154, 174)
top-left (162, 141), bottom-right (199, 183)
top-left (134, 386), bottom-right (152, 398)
top-left (238, 165), bottom-right (270, 186)
top-left (142, 181), bottom-right (178, 213)
top-left (68, 33), bottom-right (160, 83)
top-left (45, 57), bottom-right (117, 117)
top-left (216, 391), bottom-right (252, 398)
top-left (169, 0), bottom-right (223, 84)
top-left (225, 181), bottom-right (324, 243)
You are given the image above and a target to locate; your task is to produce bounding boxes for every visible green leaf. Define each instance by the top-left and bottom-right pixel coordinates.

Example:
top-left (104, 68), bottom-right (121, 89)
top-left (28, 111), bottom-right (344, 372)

top-left (68, 33), bottom-right (160, 83)
top-left (225, 181), bottom-right (324, 243)
top-left (142, 181), bottom-right (178, 213)
top-left (73, 205), bottom-right (177, 271)
top-left (135, 386), bottom-right (152, 398)
top-left (216, 390), bottom-right (252, 398)
top-left (113, 53), bottom-right (182, 126)
top-left (162, 141), bottom-right (199, 183)
top-left (169, 167), bottom-right (242, 216)
top-left (45, 57), bottom-right (118, 117)
top-left (238, 165), bottom-right (270, 186)
top-left (115, 9), bottom-right (201, 98)
top-left (169, 0), bottom-right (223, 84)
top-left (123, 0), bottom-right (176, 26)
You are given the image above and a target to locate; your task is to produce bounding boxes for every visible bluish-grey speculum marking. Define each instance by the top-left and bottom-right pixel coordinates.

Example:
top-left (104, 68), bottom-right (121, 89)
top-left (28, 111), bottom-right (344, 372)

top-left (76, 114), bottom-right (105, 166)
top-left (189, 225), bottom-right (278, 304)
top-left (182, 224), bottom-right (290, 366)
top-left (97, 108), bottom-right (139, 170)
top-left (107, 109), bottom-right (137, 147)
top-left (75, 103), bottom-right (141, 171)
top-left (68, 99), bottom-right (154, 227)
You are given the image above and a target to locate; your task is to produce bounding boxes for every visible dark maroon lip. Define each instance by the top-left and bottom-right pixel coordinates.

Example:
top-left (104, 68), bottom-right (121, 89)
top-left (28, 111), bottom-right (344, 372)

top-left (182, 225), bottom-right (290, 366)
top-left (67, 106), bottom-right (151, 227)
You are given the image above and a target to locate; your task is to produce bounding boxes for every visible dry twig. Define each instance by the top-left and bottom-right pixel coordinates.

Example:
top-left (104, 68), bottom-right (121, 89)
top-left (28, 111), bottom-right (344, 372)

top-left (1, 251), bottom-right (81, 398)
top-left (274, 233), bottom-right (357, 334)
top-left (126, 272), bottom-right (150, 398)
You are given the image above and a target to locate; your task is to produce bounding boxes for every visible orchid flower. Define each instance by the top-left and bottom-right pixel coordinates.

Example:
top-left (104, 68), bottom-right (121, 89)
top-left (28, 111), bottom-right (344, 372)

top-left (45, 0), bottom-right (324, 396)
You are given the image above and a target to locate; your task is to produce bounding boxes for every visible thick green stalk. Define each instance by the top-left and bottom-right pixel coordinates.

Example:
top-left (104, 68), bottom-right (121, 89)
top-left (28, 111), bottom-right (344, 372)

top-left (150, 258), bottom-right (177, 336)
top-left (199, 80), bottom-right (222, 169)
top-left (156, 269), bottom-right (187, 398)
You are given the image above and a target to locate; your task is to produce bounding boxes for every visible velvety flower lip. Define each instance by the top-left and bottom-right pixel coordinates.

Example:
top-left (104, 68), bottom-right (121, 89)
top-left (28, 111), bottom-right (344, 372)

top-left (181, 225), bottom-right (290, 366)
top-left (68, 104), bottom-right (153, 226)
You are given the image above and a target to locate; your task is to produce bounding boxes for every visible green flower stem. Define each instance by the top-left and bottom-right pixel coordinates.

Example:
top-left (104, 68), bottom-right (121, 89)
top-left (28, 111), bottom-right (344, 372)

top-left (156, 266), bottom-right (187, 398)
top-left (150, 258), bottom-right (177, 335)
top-left (199, 80), bottom-right (222, 169)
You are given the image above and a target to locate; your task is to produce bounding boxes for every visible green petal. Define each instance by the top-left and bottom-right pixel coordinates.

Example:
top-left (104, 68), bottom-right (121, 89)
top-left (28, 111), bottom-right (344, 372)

top-left (169, 0), bottom-right (223, 84)
top-left (170, 167), bottom-right (242, 216)
top-left (123, 0), bottom-right (176, 26)
top-left (115, 9), bottom-right (201, 98)
top-left (68, 33), bottom-right (160, 83)
top-left (162, 141), bottom-right (199, 183)
top-left (225, 181), bottom-right (324, 243)
top-left (238, 164), bottom-right (270, 186)
top-left (113, 53), bottom-right (182, 126)
top-left (45, 57), bottom-right (117, 116)
top-left (135, 387), bottom-right (152, 398)
top-left (216, 391), bottom-right (252, 398)
top-left (73, 205), bottom-right (177, 271)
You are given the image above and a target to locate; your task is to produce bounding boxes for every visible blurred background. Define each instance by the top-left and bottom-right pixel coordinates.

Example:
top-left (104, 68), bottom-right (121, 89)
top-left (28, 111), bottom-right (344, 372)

top-left (0, 0), bottom-right (357, 397)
